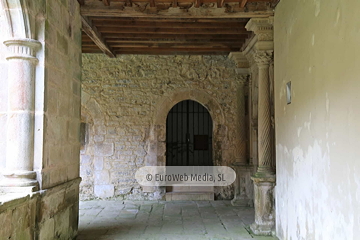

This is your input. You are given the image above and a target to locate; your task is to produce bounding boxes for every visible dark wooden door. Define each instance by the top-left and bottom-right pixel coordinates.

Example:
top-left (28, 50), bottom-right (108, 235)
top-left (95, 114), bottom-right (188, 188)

top-left (166, 100), bottom-right (213, 166)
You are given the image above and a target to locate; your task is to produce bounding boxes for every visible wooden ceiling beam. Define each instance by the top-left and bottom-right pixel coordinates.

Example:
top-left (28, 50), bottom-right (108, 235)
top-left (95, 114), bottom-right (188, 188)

top-left (112, 47), bottom-right (238, 51)
top-left (89, 17), bottom-right (250, 22)
top-left (217, 0), bottom-right (225, 8)
top-left (101, 33), bottom-right (249, 39)
top-left (194, 0), bottom-right (201, 7)
top-left (93, 43), bottom-right (244, 48)
top-left (97, 27), bottom-right (247, 34)
top-left (113, 51), bottom-right (229, 55)
top-left (104, 39), bottom-right (245, 43)
top-left (91, 20), bottom-right (246, 28)
top-left (240, 0), bottom-right (248, 8)
top-left (112, 47), bottom-right (239, 54)
top-left (81, 16), bottom-right (116, 58)
top-left (80, 5), bottom-right (273, 18)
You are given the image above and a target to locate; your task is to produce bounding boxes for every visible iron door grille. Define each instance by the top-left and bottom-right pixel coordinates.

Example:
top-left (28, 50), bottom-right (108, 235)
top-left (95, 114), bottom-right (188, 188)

top-left (166, 100), bottom-right (213, 166)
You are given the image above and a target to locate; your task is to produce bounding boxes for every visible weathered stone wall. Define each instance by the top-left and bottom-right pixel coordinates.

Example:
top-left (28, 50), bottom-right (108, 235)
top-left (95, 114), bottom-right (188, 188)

top-left (81, 54), bottom-right (246, 200)
top-left (275, 0), bottom-right (360, 239)
top-left (39, 0), bottom-right (82, 189)
top-left (0, 194), bottom-right (38, 239)
top-left (0, 178), bottom-right (80, 239)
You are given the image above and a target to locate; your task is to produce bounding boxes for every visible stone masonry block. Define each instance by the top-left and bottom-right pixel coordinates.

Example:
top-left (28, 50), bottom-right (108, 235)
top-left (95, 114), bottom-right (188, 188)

top-left (94, 184), bottom-right (115, 198)
top-left (94, 157), bottom-right (104, 170)
top-left (95, 143), bottom-right (114, 156)
top-left (94, 170), bottom-right (110, 184)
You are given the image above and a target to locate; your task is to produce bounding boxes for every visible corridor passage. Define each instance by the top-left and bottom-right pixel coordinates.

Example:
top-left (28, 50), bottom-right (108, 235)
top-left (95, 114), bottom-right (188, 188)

top-left (77, 200), bottom-right (278, 240)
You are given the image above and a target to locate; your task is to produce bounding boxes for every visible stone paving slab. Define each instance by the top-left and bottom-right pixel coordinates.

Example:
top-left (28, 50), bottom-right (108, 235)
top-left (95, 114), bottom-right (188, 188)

top-left (77, 200), bottom-right (278, 240)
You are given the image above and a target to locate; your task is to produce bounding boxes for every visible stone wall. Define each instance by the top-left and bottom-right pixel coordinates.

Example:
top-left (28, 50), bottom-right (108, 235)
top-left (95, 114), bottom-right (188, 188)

top-left (81, 54), bottom-right (247, 200)
top-left (275, 0), bottom-right (360, 239)
top-left (39, 0), bottom-right (82, 189)
top-left (0, 178), bottom-right (80, 239)
top-left (0, 0), bottom-right (82, 239)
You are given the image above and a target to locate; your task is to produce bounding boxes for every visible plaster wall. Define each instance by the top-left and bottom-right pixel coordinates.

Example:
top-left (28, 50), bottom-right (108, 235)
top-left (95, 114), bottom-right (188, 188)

top-left (81, 54), bottom-right (247, 200)
top-left (274, 0), bottom-right (360, 239)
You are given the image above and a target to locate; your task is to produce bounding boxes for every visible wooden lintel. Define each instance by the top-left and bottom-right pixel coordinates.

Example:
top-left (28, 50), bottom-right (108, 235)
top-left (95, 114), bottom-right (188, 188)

top-left (240, 0), bottom-right (248, 8)
top-left (80, 6), bottom-right (273, 18)
top-left (81, 16), bottom-right (116, 58)
top-left (103, 0), bottom-right (110, 6)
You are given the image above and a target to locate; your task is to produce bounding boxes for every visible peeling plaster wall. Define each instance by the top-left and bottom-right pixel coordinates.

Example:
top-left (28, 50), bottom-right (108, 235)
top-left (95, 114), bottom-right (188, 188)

top-left (81, 54), bottom-right (246, 200)
top-left (274, 0), bottom-right (360, 239)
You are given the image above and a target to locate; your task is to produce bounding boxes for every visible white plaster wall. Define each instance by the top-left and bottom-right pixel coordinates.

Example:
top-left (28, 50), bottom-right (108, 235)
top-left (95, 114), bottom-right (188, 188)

top-left (274, 0), bottom-right (360, 239)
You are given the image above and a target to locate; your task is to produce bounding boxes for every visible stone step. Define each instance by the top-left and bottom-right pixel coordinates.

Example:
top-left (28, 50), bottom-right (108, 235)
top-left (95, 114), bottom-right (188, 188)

top-left (166, 192), bottom-right (214, 201)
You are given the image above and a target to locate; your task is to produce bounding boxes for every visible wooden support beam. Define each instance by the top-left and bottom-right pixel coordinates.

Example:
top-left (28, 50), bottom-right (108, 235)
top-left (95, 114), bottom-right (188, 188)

top-left (150, 0), bottom-right (156, 7)
top-left (80, 5), bottom-right (274, 18)
top-left (96, 42), bottom-right (244, 48)
top-left (126, 0), bottom-right (133, 7)
top-left (194, 0), bottom-right (201, 8)
top-left (217, 0), bottom-right (225, 8)
top-left (81, 16), bottom-right (116, 58)
top-left (101, 33), bottom-right (249, 39)
top-left (90, 17), bottom-right (250, 23)
top-left (104, 39), bottom-right (246, 44)
top-left (103, 0), bottom-right (110, 6)
top-left (240, 0), bottom-right (248, 8)
top-left (173, 0), bottom-right (178, 8)
top-left (97, 27), bottom-right (247, 34)
top-left (91, 20), bottom-right (246, 28)
top-left (112, 47), bottom-right (238, 54)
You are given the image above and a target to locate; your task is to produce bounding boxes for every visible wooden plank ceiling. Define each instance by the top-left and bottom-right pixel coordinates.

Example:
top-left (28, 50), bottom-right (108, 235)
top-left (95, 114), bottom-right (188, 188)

top-left (79, 0), bottom-right (278, 56)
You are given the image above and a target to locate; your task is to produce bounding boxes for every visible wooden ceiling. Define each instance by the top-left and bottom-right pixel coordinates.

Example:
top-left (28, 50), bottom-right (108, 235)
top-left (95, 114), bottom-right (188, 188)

top-left (79, 0), bottom-right (278, 56)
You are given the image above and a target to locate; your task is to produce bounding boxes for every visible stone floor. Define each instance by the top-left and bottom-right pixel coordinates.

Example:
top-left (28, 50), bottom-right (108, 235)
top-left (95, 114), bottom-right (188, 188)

top-left (77, 200), bottom-right (277, 240)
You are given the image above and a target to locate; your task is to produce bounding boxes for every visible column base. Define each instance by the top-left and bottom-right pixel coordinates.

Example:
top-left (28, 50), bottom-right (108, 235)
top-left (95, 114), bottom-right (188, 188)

top-left (231, 197), bottom-right (254, 207)
top-left (250, 221), bottom-right (275, 236)
top-left (250, 175), bottom-right (276, 236)
top-left (0, 170), bottom-right (39, 193)
top-left (231, 163), bottom-right (254, 207)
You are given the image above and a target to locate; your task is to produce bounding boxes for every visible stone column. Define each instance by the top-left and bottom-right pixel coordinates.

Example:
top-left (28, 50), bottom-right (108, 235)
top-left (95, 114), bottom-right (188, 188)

top-left (0, 38), bottom-right (41, 192)
top-left (228, 52), bottom-right (253, 207)
top-left (244, 18), bottom-right (276, 235)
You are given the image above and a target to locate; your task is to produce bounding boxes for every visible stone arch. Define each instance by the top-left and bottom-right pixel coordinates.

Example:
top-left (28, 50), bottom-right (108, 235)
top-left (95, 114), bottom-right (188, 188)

top-left (146, 89), bottom-right (227, 169)
top-left (0, 0), bottom-right (34, 39)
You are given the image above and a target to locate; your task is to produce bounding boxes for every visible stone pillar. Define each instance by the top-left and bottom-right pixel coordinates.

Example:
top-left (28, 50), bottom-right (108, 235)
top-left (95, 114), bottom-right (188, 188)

top-left (244, 18), bottom-right (276, 235)
top-left (0, 38), bottom-right (41, 192)
top-left (228, 52), bottom-right (253, 207)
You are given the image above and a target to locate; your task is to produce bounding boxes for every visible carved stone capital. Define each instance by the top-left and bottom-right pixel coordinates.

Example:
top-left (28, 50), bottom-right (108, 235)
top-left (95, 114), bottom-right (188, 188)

top-left (253, 50), bottom-right (273, 67)
top-left (4, 38), bottom-right (41, 62)
top-left (245, 17), bottom-right (274, 41)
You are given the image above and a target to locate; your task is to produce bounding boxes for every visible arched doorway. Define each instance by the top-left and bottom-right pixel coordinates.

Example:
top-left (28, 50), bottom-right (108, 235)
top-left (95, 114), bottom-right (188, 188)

top-left (165, 100), bottom-right (214, 200)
